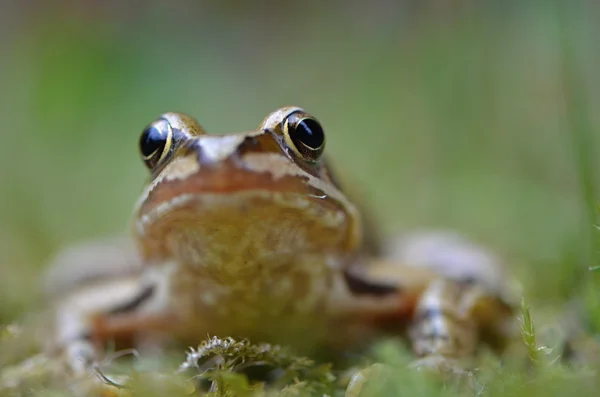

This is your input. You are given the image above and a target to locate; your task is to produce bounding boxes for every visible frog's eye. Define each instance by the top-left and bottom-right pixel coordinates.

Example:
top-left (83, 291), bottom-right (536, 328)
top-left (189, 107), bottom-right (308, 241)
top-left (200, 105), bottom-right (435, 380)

top-left (139, 118), bottom-right (174, 169)
top-left (282, 111), bottom-right (325, 162)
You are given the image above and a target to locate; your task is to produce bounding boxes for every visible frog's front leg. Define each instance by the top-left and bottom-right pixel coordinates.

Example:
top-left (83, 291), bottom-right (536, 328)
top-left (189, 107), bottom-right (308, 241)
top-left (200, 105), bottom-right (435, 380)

top-left (43, 239), bottom-right (181, 381)
top-left (340, 275), bottom-right (507, 397)
top-left (48, 273), bottom-right (177, 379)
top-left (49, 276), bottom-right (143, 375)
top-left (390, 232), bottom-right (515, 361)
top-left (337, 263), bottom-right (511, 363)
top-left (340, 233), bottom-right (517, 395)
top-left (408, 278), bottom-right (484, 374)
top-left (410, 279), bottom-right (476, 357)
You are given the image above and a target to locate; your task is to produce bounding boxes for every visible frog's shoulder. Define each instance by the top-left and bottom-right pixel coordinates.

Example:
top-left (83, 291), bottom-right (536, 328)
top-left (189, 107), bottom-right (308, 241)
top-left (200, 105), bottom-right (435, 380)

top-left (382, 231), bottom-right (519, 303)
top-left (43, 236), bottom-right (143, 298)
top-left (347, 231), bottom-right (519, 311)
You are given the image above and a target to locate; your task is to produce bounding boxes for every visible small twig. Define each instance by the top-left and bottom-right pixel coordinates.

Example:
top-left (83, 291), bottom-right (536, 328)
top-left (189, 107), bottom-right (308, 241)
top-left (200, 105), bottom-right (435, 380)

top-left (106, 347), bottom-right (141, 362)
top-left (91, 364), bottom-right (127, 389)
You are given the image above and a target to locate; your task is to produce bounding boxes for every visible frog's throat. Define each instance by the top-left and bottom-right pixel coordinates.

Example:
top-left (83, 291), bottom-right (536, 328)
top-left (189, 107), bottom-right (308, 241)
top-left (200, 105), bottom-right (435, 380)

top-left (135, 190), bottom-right (357, 265)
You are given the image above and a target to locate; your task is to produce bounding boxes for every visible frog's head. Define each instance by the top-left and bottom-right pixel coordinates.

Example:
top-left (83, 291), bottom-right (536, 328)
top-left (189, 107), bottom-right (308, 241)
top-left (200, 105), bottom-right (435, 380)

top-left (133, 107), bottom-right (362, 282)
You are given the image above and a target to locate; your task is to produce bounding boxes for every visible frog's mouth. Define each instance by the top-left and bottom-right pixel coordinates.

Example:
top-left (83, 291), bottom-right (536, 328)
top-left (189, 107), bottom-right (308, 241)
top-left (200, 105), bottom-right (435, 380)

top-left (133, 159), bottom-right (361, 273)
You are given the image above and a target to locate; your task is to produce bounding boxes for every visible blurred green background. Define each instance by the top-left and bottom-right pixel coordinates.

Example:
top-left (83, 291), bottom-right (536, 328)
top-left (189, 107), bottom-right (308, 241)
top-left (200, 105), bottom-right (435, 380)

top-left (1, 0), bottom-right (599, 326)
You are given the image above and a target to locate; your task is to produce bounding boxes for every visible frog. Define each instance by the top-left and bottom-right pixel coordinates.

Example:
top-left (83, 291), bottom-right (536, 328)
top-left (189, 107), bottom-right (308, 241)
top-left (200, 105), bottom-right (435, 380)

top-left (42, 107), bottom-right (517, 392)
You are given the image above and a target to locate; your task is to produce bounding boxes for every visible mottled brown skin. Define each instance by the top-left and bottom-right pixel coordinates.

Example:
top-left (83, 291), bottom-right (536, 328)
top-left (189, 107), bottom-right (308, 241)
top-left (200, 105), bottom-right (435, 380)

top-left (43, 107), bottom-right (516, 385)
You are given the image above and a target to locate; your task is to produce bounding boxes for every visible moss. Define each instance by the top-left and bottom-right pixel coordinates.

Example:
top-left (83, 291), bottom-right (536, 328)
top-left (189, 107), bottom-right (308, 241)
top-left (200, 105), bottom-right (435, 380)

top-left (178, 337), bottom-right (336, 396)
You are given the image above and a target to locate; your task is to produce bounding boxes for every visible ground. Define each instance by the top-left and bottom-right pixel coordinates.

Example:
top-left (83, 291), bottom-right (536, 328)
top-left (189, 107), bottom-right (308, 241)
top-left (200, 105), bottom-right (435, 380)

top-left (1, 2), bottom-right (600, 396)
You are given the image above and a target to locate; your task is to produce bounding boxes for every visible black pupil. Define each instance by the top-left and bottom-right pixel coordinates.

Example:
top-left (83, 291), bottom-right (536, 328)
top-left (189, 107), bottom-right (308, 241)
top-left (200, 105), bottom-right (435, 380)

top-left (295, 118), bottom-right (324, 149)
top-left (140, 125), bottom-right (166, 158)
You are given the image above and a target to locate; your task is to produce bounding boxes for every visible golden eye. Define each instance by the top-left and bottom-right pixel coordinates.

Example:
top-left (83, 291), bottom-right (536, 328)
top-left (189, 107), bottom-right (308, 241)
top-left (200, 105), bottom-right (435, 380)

top-left (139, 118), bottom-right (173, 169)
top-left (283, 111), bottom-right (325, 162)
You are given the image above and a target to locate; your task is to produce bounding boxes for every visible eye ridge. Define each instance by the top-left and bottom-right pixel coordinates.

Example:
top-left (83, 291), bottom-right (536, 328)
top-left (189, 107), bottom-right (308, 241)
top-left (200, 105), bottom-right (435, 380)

top-left (284, 111), bottom-right (326, 162)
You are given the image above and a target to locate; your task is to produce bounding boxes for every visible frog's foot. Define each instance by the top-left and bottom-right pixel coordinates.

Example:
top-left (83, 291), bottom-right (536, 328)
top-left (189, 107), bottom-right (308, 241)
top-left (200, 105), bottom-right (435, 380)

top-left (47, 266), bottom-right (181, 389)
top-left (0, 350), bottom-right (126, 397)
top-left (60, 338), bottom-right (99, 376)
top-left (57, 339), bottom-right (132, 395)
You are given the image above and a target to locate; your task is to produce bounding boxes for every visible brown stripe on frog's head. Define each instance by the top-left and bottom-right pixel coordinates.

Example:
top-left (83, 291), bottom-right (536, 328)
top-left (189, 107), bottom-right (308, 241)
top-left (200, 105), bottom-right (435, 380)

top-left (133, 108), bottom-right (364, 276)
